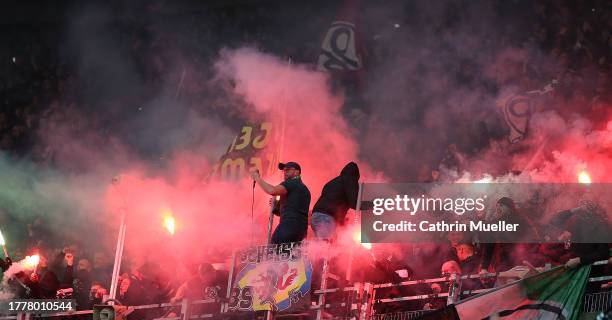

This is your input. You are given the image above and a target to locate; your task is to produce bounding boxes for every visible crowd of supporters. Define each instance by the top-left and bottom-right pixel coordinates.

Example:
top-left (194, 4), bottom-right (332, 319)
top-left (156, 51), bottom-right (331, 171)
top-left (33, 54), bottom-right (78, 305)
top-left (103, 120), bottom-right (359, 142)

top-left (351, 197), bottom-right (611, 313)
top-left (0, 197), bottom-right (609, 318)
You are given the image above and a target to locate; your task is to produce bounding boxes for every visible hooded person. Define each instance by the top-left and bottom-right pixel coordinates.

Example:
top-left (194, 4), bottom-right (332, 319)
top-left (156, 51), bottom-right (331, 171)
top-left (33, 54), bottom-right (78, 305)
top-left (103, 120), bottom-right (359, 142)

top-left (480, 197), bottom-right (543, 272)
top-left (549, 205), bottom-right (610, 268)
top-left (311, 162), bottom-right (360, 241)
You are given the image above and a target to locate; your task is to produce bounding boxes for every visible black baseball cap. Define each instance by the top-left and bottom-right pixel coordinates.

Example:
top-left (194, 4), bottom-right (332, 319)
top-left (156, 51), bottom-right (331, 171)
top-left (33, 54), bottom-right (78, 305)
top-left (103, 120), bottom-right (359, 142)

top-left (278, 162), bottom-right (301, 172)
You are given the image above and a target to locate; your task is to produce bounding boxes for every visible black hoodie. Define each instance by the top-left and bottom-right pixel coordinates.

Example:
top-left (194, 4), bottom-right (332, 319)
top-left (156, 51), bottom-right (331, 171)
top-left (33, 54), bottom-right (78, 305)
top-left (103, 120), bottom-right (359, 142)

top-left (312, 162), bottom-right (360, 224)
top-left (551, 210), bottom-right (610, 265)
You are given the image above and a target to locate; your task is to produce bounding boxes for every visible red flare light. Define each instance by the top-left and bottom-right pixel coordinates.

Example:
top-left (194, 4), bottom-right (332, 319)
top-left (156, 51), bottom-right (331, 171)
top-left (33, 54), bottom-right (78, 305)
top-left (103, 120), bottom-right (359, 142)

top-left (25, 254), bottom-right (40, 269)
top-left (162, 209), bottom-right (176, 235)
top-left (353, 230), bottom-right (372, 250)
top-left (578, 171), bottom-right (591, 184)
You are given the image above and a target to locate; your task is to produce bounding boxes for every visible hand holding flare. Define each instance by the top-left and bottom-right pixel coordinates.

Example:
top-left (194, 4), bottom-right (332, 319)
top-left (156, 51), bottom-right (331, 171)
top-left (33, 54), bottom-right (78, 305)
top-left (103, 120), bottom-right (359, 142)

top-left (25, 254), bottom-right (40, 282)
top-left (25, 254), bottom-right (40, 271)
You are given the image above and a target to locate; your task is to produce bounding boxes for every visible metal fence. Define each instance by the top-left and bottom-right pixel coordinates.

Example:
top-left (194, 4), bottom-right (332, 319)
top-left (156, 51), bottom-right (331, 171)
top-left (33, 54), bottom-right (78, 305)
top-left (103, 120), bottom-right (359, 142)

top-left (583, 291), bottom-right (612, 313)
top-left (368, 310), bottom-right (431, 320)
top-left (1, 259), bottom-right (610, 320)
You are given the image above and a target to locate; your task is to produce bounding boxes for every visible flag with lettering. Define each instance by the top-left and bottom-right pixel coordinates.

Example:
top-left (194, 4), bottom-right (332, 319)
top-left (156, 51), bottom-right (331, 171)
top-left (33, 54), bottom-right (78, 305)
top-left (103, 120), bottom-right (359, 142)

top-left (211, 122), bottom-right (281, 181)
top-left (227, 242), bottom-right (312, 313)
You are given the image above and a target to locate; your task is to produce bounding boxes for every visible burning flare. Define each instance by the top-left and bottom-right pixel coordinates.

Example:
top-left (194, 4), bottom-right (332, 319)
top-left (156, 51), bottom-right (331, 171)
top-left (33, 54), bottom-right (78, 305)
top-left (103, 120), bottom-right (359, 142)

top-left (0, 230), bottom-right (7, 257)
top-left (353, 230), bottom-right (372, 250)
top-left (162, 209), bottom-right (176, 235)
top-left (578, 171), bottom-right (591, 184)
top-left (474, 174), bottom-right (494, 183)
top-left (24, 254), bottom-right (40, 269)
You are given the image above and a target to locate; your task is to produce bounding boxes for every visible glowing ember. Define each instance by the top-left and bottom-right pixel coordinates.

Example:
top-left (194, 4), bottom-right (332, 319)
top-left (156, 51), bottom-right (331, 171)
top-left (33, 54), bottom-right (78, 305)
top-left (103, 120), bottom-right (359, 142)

top-left (25, 254), bottom-right (40, 269)
top-left (0, 230), bottom-right (5, 246)
top-left (162, 209), bottom-right (176, 235)
top-left (352, 230), bottom-right (372, 250)
top-left (578, 171), bottom-right (591, 184)
top-left (474, 174), bottom-right (494, 183)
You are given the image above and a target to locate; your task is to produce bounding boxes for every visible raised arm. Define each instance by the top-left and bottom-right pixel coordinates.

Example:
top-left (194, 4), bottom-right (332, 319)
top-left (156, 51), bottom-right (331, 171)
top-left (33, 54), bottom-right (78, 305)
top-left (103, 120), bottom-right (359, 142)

top-left (251, 170), bottom-right (287, 196)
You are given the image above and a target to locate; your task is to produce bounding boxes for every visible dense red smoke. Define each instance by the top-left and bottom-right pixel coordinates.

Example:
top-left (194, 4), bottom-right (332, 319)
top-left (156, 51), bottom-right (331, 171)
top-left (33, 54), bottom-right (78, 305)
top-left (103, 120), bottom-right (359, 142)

top-left (458, 111), bottom-right (612, 184)
top-left (30, 45), bottom-right (609, 284)
top-left (4, 42), bottom-right (609, 289)
top-left (99, 48), bottom-right (379, 273)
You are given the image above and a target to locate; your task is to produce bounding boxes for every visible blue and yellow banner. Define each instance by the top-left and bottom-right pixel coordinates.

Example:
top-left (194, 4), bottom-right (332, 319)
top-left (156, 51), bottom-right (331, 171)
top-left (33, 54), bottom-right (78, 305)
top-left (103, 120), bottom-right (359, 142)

top-left (228, 242), bottom-right (312, 312)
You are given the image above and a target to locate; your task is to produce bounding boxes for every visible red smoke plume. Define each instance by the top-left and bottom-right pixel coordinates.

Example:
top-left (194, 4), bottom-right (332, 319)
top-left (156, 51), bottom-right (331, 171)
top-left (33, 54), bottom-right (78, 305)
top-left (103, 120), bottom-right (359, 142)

top-left (100, 48), bottom-right (378, 272)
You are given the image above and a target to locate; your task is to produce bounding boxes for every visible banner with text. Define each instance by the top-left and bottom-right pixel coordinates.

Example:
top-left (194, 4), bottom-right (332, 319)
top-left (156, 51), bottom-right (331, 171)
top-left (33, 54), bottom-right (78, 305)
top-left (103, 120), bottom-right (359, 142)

top-left (227, 242), bottom-right (312, 313)
top-left (211, 122), bottom-right (280, 181)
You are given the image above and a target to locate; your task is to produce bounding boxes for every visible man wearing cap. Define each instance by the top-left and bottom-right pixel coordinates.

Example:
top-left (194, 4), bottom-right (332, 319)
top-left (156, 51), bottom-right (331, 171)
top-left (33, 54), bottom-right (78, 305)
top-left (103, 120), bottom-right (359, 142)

top-left (251, 162), bottom-right (311, 244)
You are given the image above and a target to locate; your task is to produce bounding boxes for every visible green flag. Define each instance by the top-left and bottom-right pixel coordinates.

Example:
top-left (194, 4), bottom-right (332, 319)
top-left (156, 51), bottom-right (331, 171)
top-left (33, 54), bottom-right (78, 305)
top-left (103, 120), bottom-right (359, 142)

top-left (454, 266), bottom-right (590, 320)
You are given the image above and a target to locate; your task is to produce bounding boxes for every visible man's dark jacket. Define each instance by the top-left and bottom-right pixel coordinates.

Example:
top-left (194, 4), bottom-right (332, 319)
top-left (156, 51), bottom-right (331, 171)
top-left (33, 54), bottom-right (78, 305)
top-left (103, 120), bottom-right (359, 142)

top-left (312, 162), bottom-right (360, 224)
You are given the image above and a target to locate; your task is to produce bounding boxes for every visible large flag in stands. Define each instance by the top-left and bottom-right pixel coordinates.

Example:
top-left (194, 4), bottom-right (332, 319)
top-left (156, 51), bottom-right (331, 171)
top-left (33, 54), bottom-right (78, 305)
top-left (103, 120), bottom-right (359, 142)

top-left (497, 80), bottom-right (557, 144)
top-left (317, 0), bottom-right (366, 94)
top-left (419, 266), bottom-right (590, 320)
top-left (317, 0), bottom-right (363, 72)
top-left (211, 122), bottom-right (281, 181)
top-left (497, 89), bottom-right (533, 144)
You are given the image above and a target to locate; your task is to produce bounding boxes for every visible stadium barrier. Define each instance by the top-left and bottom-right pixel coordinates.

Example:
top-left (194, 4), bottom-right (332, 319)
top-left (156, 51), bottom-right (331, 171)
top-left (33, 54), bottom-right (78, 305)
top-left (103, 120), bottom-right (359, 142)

top-left (0, 257), bottom-right (609, 320)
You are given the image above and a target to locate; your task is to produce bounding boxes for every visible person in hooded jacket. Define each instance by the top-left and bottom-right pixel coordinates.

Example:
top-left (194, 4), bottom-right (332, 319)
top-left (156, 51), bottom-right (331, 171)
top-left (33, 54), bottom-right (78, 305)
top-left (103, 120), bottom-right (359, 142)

top-left (311, 162), bottom-right (360, 241)
top-left (480, 197), bottom-right (542, 273)
top-left (550, 205), bottom-right (610, 268)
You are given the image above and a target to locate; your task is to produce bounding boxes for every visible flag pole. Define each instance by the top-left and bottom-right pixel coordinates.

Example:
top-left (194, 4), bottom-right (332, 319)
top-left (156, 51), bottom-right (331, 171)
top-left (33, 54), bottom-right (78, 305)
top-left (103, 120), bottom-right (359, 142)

top-left (345, 182), bottom-right (363, 282)
top-left (521, 136), bottom-right (549, 172)
top-left (108, 208), bottom-right (126, 303)
top-left (175, 67), bottom-right (186, 99)
top-left (276, 59), bottom-right (291, 171)
top-left (266, 58), bottom-right (292, 244)
top-left (108, 177), bottom-right (128, 303)
top-left (264, 58), bottom-right (291, 320)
